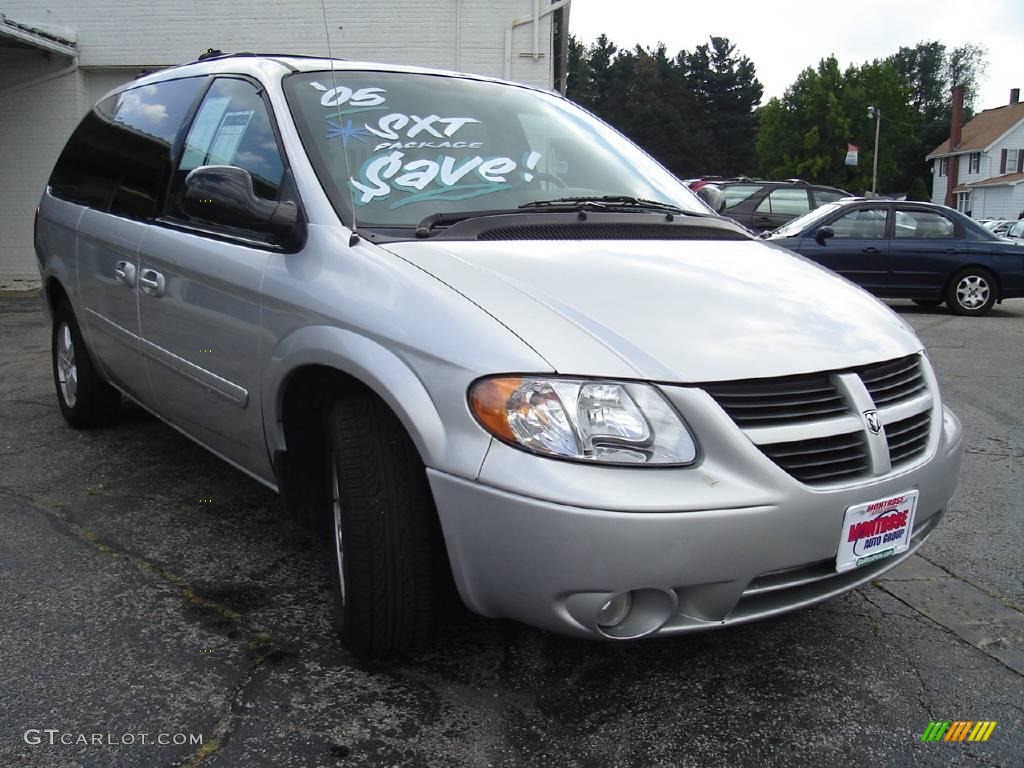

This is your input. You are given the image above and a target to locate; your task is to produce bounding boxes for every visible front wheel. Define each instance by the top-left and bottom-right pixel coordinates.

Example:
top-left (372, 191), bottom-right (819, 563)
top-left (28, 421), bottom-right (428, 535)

top-left (52, 300), bottom-right (120, 428)
top-left (945, 268), bottom-right (997, 316)
top-left (326, 394), bottom-right (437, 658)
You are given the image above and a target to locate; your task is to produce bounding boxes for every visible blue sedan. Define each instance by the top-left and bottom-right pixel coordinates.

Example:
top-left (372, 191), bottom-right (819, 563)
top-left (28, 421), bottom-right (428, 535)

top-left (764, 199), bottom-right (1024, 316)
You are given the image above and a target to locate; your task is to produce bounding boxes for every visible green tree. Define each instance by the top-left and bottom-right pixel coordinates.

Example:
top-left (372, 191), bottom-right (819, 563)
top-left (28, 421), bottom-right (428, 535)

top-left (946, 43), bottom-right (989, 111)
top-left (565, 34), bottom-right (762, 178)
top-left (683, 37), bottom-right (763, 175)
top-left (758, 55), bottom-right (923, 194)
top-left (907, 177), bottom-right (930, 201)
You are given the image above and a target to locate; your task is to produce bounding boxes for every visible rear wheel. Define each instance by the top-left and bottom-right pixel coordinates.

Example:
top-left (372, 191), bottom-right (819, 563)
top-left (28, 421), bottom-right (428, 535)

top-left (945, 268), bottom-right (997, 316)
top-left (326, 394), bottom-right (436, 658)
top-left (52, 300), bottom-right (120, 428)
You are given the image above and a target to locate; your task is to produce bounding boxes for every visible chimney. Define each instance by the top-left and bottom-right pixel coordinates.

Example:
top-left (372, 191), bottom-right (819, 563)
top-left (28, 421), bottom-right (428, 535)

top-left (950, 85), bottom-right (964, 149)
top-left (1012, 88), bottom-right (1021, 105)
top-left (945, 85), bottom-right (965, 208)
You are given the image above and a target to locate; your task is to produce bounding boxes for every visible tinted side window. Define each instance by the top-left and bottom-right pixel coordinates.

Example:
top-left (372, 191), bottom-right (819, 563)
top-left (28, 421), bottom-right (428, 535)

top-left (108, 78), bottom-right (207, 220)
top-left (722, 184), bottom-right (764, 209)
top-left (894, 210), bottom-right (955, 239)
top-left (172, 78), bottom-right (285, 209)
top-left (48, 79), bottom-right (205, 217)
top-left (756, 188), bottom-right (811, 216)
top-left (830, 208), bottom-right (887, 239)
top-left (49, 96), bottom-right (121, 209)
top-left (813, 189), bottom-right (845, 206)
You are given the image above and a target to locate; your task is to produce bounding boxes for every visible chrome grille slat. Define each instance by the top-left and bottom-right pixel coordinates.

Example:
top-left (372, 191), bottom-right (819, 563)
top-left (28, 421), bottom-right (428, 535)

top-left (868, 370), bottom-right (924, 393)
top-left (783, 453), bottom-right (870, 471)
top-left (703, 373), bottom-right (847, 429)
top-left (885, 411), bottom-right (931, 466)
top-left (763, 436), bottom-right (865, 457)
top-left (724, 392), bottom-right (845, 408)
top-left (760, 432), bottom-right (870, 483)
top-left (860, 355), bottom-right (927, 407)
top-left (859, 355), bottom-right (919, 380)
top-left (724, 405), bottom-right (850, 424)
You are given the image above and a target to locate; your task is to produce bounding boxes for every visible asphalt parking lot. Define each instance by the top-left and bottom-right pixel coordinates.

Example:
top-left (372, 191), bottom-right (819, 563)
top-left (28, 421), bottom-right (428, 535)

top-left (1, 294), bottom-right (1022, 768)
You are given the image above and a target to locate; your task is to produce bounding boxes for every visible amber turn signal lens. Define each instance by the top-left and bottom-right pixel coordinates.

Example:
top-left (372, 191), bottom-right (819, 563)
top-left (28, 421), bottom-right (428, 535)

top-left (468, 377), bottom-right (523, 442)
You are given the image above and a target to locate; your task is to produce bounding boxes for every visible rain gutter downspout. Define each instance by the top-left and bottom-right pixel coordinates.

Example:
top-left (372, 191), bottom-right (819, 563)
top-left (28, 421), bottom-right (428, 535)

top-left (504, 0), bottom-right (570, 81)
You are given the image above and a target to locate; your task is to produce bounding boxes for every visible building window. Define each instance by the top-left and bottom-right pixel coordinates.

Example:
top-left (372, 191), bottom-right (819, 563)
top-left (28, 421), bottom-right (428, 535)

top-left (1008, 149), bottom-right (1020, 173)
top-left (968, 152), bottom-right (981, 174)
top-left (938, 157), bottom-right (949, 177)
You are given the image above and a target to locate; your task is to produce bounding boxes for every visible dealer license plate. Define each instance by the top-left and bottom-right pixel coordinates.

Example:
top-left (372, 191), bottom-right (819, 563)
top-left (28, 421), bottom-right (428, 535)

top-left (836, 490), bottom-right (918, 573)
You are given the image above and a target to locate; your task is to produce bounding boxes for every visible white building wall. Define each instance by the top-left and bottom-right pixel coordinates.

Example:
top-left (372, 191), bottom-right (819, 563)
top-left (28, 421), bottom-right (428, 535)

top-left (0, 0), bottom-right (558, 287)
top-left (969, 185), bottom-right (1024, 220)
top-left (0, 55), bottom-right (87, 285)
top-left (3, 1), bottom-right (553, 85)
top-left (993, 120), bottom-right (1024, 170)
top-left (929, 159), bottom-right (946, 206)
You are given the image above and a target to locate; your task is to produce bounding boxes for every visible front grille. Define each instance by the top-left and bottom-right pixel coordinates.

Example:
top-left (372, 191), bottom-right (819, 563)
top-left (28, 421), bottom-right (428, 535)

top-left (885, 410), bottom-right (931, 466)
top-left (702, 352), bottom-right (933, 485)
top-left (702, 373), bottom-right (848, 429)
top-left (858, 355), bottom-right (926, 407)
top-left (759, 431), bottom-right (870, 484)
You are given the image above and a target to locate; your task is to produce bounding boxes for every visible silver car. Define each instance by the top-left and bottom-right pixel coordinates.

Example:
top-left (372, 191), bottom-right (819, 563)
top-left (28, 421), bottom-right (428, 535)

top-left (35, 54), bottom-right (963, 658)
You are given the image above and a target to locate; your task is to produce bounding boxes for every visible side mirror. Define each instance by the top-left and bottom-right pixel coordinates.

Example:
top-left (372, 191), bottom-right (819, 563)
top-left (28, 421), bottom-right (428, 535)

top-left (183, 165), bottom-right (299, 241)
top-left (814, 225), bottom-right (835, 245)
top-left (696, 184), bottom-right (727, 213)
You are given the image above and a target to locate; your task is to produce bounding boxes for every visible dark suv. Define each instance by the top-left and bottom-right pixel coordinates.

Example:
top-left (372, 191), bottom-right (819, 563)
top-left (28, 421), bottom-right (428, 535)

top-left (717, 180), bottom-right (850, 233)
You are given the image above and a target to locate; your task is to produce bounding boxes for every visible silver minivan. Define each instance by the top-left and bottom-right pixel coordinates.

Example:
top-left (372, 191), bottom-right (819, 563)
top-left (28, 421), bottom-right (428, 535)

top-left (36, 54), bottom-right (962, 657)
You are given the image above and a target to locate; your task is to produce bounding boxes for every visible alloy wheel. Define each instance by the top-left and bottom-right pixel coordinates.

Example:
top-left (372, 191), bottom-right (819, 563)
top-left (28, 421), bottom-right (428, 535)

top-left (955, 275), bottom-right (990, 310)
top-left (331, 460), bottom-right (346, 605)
top-left (56, 322), bottom-right (78, 407)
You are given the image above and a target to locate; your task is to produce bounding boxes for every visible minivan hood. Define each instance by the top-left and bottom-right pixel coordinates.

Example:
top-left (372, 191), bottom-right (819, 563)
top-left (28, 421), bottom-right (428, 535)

top-left (383, 238), bottom-right (922, 382)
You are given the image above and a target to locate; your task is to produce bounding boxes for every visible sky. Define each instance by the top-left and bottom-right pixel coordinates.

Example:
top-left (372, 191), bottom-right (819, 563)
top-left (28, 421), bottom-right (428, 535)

top-left (569, 0), bottom-right (1022, 112)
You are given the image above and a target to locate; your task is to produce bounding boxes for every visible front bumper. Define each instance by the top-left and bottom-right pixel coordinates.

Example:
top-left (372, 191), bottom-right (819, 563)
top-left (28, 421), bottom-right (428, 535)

top-left (428, 399), bottom-right (962, 640)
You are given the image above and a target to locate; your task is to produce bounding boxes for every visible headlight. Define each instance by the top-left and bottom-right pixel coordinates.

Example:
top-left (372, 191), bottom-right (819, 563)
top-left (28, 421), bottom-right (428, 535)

top-left (469, 376), bottom-right (698, 466)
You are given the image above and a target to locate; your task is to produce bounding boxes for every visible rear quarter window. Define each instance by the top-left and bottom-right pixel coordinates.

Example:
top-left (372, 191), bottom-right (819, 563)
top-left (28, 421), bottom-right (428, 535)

top-left (721, 184), bottom-right (764, 209)
top-left (49, 77), bottom-right (206, 219)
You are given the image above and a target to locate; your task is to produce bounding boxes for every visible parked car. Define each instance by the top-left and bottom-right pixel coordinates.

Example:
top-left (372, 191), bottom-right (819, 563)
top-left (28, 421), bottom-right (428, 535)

top-left (765, 199), bottom-right (1024, 315)
top-left (717, 179), bottom-right (850, 233)
top-left (685, 175), bottom-right (753, 191)
top-left (1004, 218), bottom-right (1024, 244)
top-left (978, 218), bottom-right (1015, 237)
top-left (36, 54), bottom-right (962, 658)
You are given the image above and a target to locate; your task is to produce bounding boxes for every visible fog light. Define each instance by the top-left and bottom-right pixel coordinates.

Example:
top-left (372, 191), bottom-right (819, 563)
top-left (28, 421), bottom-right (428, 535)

top-left (597, 592), bottom-right (632, 628)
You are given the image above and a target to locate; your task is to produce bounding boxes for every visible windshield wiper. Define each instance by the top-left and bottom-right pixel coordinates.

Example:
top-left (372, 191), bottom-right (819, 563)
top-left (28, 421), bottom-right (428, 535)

top-left (519, 196), bottom-right (699, 215)
top-left (414, 208), bottom-right (533, 238)
top-left (414, 197), bottom-right (706, 238)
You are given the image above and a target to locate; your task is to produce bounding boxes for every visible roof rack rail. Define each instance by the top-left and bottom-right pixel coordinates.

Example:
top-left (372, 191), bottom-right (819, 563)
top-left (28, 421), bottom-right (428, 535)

top-left (190, 50), bottom-right (347, 64)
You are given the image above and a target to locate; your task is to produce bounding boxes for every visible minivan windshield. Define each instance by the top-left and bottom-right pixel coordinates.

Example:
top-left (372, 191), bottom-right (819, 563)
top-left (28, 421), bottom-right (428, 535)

top-left (284, 70), bottom-right (707, 229)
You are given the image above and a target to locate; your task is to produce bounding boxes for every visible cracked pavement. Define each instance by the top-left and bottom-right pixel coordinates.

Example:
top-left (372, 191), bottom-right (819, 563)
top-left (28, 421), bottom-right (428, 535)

top-left (1, 295), bottom-right (1022, 767)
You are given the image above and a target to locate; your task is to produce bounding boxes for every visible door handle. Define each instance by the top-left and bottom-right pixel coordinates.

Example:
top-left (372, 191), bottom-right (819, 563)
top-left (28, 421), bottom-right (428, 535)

top-left (114, 260), bottom-right (136, 287)
top-left (139, 268), bottom-right (165, 298)
top-left (944, 248), bottom-right (960, 254)
top-left (862, 247), bottom-right (883, 254)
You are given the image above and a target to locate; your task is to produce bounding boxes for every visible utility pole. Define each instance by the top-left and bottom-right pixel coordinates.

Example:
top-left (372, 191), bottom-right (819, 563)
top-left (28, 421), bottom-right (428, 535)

top-left (867, 106), bottom-right (881, 194)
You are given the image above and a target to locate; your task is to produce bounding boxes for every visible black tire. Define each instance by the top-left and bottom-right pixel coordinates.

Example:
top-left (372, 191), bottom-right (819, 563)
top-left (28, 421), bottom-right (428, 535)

top-left (52, 300), bottom-right (120, 428)
top-left (911, 298), bottom-right (943, 308)
top-left (945, 268), bottom-right (997, 316)
top-left (326, 394), bottom-right (436, 658)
